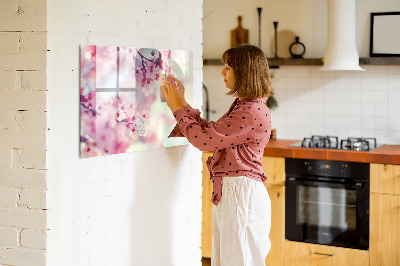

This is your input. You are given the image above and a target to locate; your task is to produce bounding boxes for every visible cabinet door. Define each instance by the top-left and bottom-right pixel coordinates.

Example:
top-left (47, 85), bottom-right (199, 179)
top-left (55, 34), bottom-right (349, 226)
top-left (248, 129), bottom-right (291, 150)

top-left (370, 193), bottom-right (400, 266)
top-left (284, 241), bottom-right (369, 266)
top-left (261, 156), bottom-right (285, 185)
top-left (370, 163), bottom-right (400, 195)
top-left (264, 185), bottom-right (284, 266)
top-left (202, 152), bottom-right (213, 258)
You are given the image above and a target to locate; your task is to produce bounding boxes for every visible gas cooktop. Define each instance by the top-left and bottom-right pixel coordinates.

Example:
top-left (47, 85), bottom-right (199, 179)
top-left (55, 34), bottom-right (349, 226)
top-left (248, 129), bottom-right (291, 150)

top-left (289, 135), bottom-right (382, 151)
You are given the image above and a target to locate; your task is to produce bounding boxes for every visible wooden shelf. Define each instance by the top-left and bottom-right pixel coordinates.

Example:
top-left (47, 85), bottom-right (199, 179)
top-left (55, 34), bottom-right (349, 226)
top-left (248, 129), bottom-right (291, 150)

top-left (359, 57), bottom-right (400, 65)
top-left (203, 57), bottom-right (400, 67)
top-left (268, 58), bottom-right (322, 67)
top-left (203, 58), bottom-right (323, 67)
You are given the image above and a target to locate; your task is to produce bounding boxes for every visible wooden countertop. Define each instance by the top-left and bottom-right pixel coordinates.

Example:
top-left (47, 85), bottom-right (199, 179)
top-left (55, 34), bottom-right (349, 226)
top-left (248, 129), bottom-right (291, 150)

top-left (263, 139), bottom-right (400, 165)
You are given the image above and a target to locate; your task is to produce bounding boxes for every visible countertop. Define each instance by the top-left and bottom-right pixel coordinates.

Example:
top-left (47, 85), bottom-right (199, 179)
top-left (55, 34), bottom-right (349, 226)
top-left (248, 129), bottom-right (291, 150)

top-left (263, 139), bottom-right (400, 165)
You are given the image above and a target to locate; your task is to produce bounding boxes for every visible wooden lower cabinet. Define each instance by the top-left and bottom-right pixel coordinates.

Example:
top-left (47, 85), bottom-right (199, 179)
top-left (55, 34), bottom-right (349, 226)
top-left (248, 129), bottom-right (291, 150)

top-left (264, 184), bottom-right (284, 266)
top-left (284, 241), bottom-right (369, 266)
top-left (202, 152), bottom-right (213, 258)
top-left (370, 163), bottom-right (400, 195)
top-left (370, 193), bottom-right (400, 266)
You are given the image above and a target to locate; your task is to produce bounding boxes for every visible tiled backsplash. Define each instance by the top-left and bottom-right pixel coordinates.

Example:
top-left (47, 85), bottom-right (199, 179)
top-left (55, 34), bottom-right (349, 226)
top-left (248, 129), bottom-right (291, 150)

top-left (203, 65), bottom-right (400, 144)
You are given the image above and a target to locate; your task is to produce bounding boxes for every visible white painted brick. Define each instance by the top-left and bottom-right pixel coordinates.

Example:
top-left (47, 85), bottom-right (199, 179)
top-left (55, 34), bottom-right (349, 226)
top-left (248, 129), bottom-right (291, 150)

top-left (0, 91), bottom-right (46, 111)
top-left (0, 247), bottom-right (45, 266)
top-left (86, 164), bottom-right (108, 183)
top-left (0, 32), bottom-right (20, 54)
top-left (0, 149), bottom-right (11, 169)
top-left (189, 3), bottom-right (203, 19)
top-left (0, 169), bottom-right (47, 189)
top-left (104, 178), bottom-right (123, 196)
top-left (72, 218), bottom-right (88, 237)
top-left (0, 71), bottom-right (16, 90)
top-left (19, 0), bottom-right (47, 15)
top-left (0, 32), bottom-right (47, 71)
top-left (0, 187), bottom-right (19, 208)
top-left (191, 31), bottom-right (203, 45)
top-left (88, 232), bottom-right (107, 266)
top-left (0, 11), bottom-right (46, 33)
top-left (0, 227), bottom-right (19, 247)
top-left (0, 51), bottom-right (46, 70)
top-left (166, 1), bottom-right (192, 16)
top-left (0, 0), bottom-right (18, 13)
top-left (152, 12), bottom-right (180, 27)
top-left (190, 159), bottom-right (203, 174)
top-left (19, 189), bottom-right (46, 209)
top-left (20, 229), bottom-right (46, 249)
top-left (20, 150), bottom-right (46, 170)
top-left (181, 16), bottom-right (202, 30)
top-left (87, 212), bottom-right (109, 233)
top-left (121, 161), bottom-right (134, 176)
top-left (0, 208), bottom-right (46, 230)
top-left (0, 129), bottom-right (46, 150)
top-left (16, 70), bottom-right (47, 91)
top-left (136, 24), bottom-right (170, 41)
top-left (2, 110), bottom-right (47, 130)
top-left (71, 166), bottom-right (88, 187)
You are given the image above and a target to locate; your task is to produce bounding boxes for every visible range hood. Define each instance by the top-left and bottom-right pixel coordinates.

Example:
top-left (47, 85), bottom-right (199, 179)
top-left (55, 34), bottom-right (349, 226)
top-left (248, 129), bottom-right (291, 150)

top-left (320, 0), bottom-right (365, 71)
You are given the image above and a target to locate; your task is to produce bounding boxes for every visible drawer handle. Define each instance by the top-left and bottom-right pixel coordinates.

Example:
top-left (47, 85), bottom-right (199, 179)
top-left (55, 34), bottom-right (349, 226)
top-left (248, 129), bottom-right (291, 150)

top-left (314, 252), bottom-right (335, 257)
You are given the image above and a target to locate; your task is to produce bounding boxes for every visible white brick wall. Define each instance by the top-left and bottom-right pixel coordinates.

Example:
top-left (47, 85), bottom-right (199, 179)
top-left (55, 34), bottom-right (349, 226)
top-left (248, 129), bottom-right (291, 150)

top-left (0, 0), bottom-right (48, 265)
top-left (47, 1), bottom-right (203, 266)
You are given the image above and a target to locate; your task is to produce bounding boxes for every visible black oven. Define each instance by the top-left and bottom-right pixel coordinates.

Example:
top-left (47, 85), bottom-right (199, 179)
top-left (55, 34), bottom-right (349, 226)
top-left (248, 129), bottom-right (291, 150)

top-left (285, 158), bottom-right (369, 250)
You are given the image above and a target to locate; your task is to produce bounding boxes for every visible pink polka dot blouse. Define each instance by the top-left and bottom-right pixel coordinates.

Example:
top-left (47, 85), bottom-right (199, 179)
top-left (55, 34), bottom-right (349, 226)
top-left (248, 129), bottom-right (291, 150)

top-left (169, 97), bottom-right (272, 206)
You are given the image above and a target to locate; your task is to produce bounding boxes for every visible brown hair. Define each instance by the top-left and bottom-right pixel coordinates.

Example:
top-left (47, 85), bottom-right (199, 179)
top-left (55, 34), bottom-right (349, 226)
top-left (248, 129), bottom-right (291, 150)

top-left (221, 44), bottom-right (273, 99)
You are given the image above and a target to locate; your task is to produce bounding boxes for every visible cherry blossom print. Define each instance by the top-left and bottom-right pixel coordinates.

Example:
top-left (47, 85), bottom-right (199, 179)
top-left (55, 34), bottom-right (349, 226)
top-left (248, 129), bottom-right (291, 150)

top-left (80, 45), bottom-right (193, 158)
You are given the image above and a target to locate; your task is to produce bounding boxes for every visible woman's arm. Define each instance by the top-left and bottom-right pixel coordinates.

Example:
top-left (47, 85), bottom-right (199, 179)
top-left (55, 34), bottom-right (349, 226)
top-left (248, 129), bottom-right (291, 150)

top-left (168, 103), bottom-right (211, 137)
top-left (163, 76), bottom-right (211, 137)
top-left (172, 106), bottom-right (257, 152)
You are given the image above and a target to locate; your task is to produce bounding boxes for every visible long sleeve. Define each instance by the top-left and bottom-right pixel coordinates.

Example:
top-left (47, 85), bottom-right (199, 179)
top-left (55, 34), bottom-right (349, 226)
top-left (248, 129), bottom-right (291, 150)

top-left (173, 97), bottom-right (271, 206)
top-left (172, 105), bottom-right (257, 152)
top-left (168, 103), bottom-right (211, 137)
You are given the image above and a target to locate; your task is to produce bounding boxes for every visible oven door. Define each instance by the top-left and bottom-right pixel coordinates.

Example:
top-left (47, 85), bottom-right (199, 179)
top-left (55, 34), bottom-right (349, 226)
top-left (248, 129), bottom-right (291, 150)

top-left (285, 177), bottom-right (369, 250)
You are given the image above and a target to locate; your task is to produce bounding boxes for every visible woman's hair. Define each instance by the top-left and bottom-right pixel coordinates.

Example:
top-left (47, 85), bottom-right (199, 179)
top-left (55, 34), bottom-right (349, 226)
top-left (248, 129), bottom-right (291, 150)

top-left (221, 44), bottom-right (273, 99)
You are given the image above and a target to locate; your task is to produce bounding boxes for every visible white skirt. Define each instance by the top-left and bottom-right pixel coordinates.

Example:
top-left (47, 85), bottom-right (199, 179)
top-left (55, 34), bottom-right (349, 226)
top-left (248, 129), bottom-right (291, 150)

top-left (212, 176), bottom-right (271, 266)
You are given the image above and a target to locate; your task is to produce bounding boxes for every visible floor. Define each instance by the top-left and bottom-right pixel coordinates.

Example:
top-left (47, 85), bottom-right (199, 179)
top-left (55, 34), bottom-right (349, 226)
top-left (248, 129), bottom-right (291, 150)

top-left (202, 257), bottom-right (211, 266)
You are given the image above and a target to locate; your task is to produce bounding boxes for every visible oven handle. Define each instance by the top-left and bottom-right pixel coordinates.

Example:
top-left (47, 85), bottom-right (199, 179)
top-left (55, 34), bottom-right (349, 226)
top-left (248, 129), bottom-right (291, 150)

top-left (313, 252), bottom-right (335, 257)
top-left (286, 177), bottom-right (364, 189)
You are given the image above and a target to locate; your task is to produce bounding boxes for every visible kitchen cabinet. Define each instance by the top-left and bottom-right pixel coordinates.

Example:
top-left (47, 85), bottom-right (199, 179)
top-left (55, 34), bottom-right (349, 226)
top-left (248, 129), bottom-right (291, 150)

top-left (202, 156), bottom-right (400, 265)
top-left (261, 156), bottom-right (285, 186)
top-left (201, 152), bottom-right (213, 258)
top-left (370, 163), bottom-right (400, 195)
top-left (264, 184), bottom-right (284, 266)
top-left (261, 156), bottom-right (285, 266)
top-left (201, 154), bottom-right (286, 266)
top-left (370, 163), bottom-right (400, 266)
top-left (284, 241), bottom-right (369, 266)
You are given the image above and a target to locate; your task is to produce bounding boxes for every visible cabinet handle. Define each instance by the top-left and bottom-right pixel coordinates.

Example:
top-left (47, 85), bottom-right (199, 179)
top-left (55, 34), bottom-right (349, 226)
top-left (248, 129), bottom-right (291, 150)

top-left (314, 252), bottom-right (335, 257)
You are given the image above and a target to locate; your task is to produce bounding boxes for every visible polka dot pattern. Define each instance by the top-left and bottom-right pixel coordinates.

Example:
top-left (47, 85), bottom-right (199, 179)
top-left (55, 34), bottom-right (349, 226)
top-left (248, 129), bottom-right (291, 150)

top-left (169, 98), bottom-right (272, 206)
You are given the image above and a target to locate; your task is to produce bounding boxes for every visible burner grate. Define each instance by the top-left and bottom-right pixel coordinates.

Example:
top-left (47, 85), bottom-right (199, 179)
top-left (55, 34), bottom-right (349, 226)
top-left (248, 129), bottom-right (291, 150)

top-left (301, 135), bottom-right (339, 149)
top-left (296, 136), bottom-right (378, 151)
top-left (340, 137), bottom-right (377, 151)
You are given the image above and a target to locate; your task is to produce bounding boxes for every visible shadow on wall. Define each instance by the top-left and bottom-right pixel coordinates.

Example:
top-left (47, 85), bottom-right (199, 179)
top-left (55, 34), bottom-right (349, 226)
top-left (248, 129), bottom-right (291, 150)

top-left (130, 146), bottom-right (187, 265)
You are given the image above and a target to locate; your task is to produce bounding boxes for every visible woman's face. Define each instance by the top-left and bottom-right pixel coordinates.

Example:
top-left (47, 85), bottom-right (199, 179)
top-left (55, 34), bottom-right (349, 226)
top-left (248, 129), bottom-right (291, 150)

top-left (220, 64), bottom-right (235, 89)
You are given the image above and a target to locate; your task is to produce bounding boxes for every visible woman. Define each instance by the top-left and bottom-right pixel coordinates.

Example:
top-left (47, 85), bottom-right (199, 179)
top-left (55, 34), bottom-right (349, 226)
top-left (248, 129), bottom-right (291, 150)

top-left (161, 44), bottom-right (273, 266)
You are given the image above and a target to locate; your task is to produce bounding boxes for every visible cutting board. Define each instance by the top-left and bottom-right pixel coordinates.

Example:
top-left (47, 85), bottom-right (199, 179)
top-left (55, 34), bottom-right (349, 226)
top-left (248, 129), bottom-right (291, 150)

top-left (231, 16), bottom-right (249, 48)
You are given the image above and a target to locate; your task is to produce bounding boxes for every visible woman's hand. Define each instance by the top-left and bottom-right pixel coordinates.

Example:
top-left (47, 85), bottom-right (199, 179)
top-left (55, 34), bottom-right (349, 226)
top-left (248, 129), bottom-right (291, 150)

top-left (161, 76), bottom-right (185, 113)
top-left (167, 75), bottom-right (187, 108)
